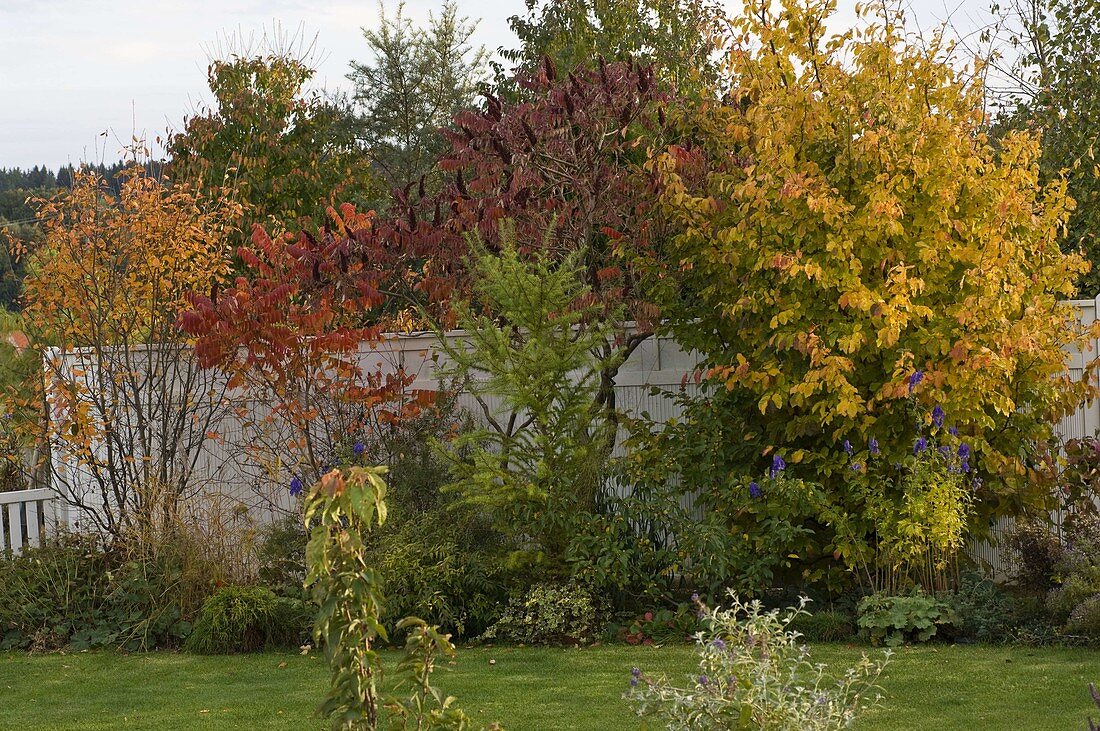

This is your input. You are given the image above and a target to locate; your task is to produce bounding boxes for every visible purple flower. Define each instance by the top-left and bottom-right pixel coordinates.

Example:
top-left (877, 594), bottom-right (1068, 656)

top-left (932, 405), bottom-right (945, 428)
top-left (908, 370), bottom-right (924, 393)
top-left (972, 476), bottom-right (983, 491)
top-left (691, 593), bottom-right (701, 603)
top-left (353, 440), bottom-right (365, 457)
top-left (749, 481), bottom-right (763, 499)
top-left (939, 445), bottom-right (951, 457)
top-left (958, 443), bottom-right (971, 460)
top-left (699, 675), bottom-right (709, 686)
top-left (868, 438), bottom-right (880, 455)
top-left (850, 462), bottom-right (862, 471)
top-left (843, 440), bottom-right (853, 455)
top-left (914, 437), bottom-right (928, 454)
top-left (711, 639), bottom-right (726, 651)
top-left (631, 667), bottom-right (641, 677)
top-left (289, 476), bottom-right (303, 497)
top-left (948, 426), bottom-right (959, 437)
top-left (769, 455), bottom-right (786, 478)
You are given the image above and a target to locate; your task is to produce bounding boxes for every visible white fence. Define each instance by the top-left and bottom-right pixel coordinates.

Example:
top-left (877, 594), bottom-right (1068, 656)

top-left (29, 298), bottom-right (1100, 574)
top-left (0, 488), bottom-right (54, 555)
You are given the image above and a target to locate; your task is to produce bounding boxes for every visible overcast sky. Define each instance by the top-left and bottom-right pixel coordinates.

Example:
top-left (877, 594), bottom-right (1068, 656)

top-left (0, 0), bottom-right (998, 170)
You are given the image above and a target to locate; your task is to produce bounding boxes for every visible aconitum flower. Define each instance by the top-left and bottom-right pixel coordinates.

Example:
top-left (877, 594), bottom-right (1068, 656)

top-left (908, 370), bottom-right (924, 393)
top-left (769, 455), bottom-right (786, 477)
top-left (699, 675), bottom-right (709, 686)
top-left (958, 443), bottom-right (971, 460)
top-left (868, 437), bottom-right (880, 455)
top-left (960, 459), bottom-right (970, 473)
top-left (843, 440), bottom-right (853, 455)
top-left (972, 476), bottom-right (983, 491)
top-left (914, 437), bottom-right (928, 454)
top-left (850, 462), bottom-right (862, 472)
top-left (711, 638), bottom-right (726, 651)
top-left (948, 426), bottom-right (959, 437)
top-left (749, 481), bottom-right (763, 499)
top-left (932, 405), bottom-right (945, 428)
top-left (353, 440), bottom-right (365, 457)
top-left (939, 446), bottom-right (951, 457)
top-left (289, 476), bottom-right (303, 497)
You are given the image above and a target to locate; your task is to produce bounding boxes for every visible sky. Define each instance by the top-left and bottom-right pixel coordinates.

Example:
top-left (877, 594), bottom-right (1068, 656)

top-left (0, 0), bottom-right (1001, 170)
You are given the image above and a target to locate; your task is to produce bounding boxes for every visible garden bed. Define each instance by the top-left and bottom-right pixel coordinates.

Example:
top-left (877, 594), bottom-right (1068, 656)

top-left (1, 644), bottom-right (1096, 730)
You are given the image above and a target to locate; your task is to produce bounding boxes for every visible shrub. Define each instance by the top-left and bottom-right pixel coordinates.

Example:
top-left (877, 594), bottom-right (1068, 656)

top-left (1066, 595), bottom-right (1100, 643)
top-left (627, 595), bottom-right (888, 730)
top-left (789, 609), bottom-right (857, 643)
top-left (482, 581), bottom-right (603, 646)
top-left (0, 532), bottom-right (204, 651)
top-left (1058, 438), bottom-right (1100, 525)
top-left (256, 515), bottom-right (308, 599)
top-left (371, 510), bottom-right (505, 639)
top-left (184, 585), bottom-right (307, 654)
top-left (439, 235), bottom-right (620, 578)
top-left (641, 0), bottom-right (1095, 597)
top-left (618, 604), bottom-right (700, 646)
top-left (621, 418), bottom-right (837, 599)
top-left (1006, 522), bottom-right (1063, 595)
top-left (948, 572), bottom-right (1018, 643)
top-left (857, 592), bottom-right (955, 646)
top-left (1047, 515), bottom-right (1100, 627)
top-left (0, 534), bottom-right (112, 651)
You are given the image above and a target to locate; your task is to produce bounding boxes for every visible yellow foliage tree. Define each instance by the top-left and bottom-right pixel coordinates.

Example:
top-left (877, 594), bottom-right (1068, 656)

top-left (640, 0), bottom-right (1100, 574)
top-left (21, 165), bottom-right (239, 536)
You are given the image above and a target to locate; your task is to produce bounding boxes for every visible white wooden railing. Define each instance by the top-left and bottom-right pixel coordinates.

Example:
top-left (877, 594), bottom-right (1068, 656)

top-left (0, 488), bottom-right (53, 555)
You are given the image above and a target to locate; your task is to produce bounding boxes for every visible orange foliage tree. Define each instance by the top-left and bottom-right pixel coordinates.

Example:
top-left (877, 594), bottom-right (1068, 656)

top-left (21, 164), bottom-right (239, 536)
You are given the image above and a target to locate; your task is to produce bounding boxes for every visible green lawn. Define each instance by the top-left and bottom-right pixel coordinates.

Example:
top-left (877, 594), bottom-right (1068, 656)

top-left (0, 644), bottom-right (1097, 729)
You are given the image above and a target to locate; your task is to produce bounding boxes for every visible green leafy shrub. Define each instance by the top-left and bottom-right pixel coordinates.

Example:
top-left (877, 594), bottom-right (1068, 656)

top-left (789, 609), bottom-right (857, 642)
top-left (184, 585), bottom-right (308, 654)
top-left (621, 409), bottom-right (838, 599)
top-left (0, 534), bottom-right (112, 650)
top-left (857, 592), bottom-right (956, 646)
top-left (257, 515), bottom-right (308, 599)
top-left (385, 618), bottom-right (476, 730)
top-left (482, 581), bottom-right (603, 646)
top-left (627, 595), bottom-right (888, 730)
top-left (0, 532), bottom-right (206, 651)
top-left (948, 572), bottom-right (1019, 643)
top-left (371, 510), bottom-right (505, 639)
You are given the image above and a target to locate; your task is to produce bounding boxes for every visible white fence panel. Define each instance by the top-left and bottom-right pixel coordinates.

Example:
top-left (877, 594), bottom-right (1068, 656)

top-left (0, 488), bottom-right (54, 555)
top-left (38, 299), bottom-right (1100, 578)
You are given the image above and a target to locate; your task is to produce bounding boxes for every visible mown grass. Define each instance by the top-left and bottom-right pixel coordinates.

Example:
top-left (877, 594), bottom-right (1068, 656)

top-left (0, 644), bottom-right (1097, 729)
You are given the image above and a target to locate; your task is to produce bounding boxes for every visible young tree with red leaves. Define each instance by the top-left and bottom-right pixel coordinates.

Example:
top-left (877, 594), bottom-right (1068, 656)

top-left (181, 57), bottom-right (684, 495)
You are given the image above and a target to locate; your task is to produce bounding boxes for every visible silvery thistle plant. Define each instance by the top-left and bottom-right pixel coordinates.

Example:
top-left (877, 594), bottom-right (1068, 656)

top-left (626, 594), bottom-right (889, 730)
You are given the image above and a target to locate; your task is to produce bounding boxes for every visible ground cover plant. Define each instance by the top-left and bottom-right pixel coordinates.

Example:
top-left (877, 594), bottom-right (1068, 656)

top-left (0, 645), bottom-right (1098, 730)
